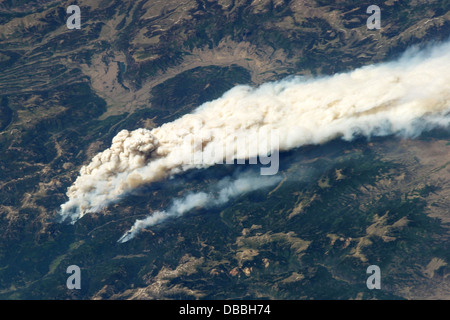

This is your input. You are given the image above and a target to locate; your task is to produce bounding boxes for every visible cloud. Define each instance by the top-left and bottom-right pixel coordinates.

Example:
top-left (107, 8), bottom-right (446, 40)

top-left (60, 40), bottom-right (450, 223)
top-left (118, 172), bottom-right (282, 243)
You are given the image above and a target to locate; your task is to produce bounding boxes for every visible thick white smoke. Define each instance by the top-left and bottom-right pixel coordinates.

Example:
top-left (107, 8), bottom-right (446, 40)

top-left (60, 41), bottom-right (450, 223)
top-left (117, 172), bottom-right (282, 243)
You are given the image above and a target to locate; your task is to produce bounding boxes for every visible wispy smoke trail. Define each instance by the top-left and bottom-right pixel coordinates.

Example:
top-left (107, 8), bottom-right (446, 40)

top-left (118, 173), bottom-right (282, 243)
top-left (60, 41), bottom-right (450, 223)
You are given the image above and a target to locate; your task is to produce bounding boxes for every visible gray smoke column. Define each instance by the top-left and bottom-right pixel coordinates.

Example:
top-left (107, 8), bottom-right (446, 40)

top-left (60, 41), bottom-right (450, 223)
top-left (117, 172), bottom-right (282, 243)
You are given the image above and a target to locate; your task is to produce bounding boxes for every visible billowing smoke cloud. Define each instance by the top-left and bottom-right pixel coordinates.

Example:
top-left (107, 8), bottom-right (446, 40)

top-left (60, 41), bottom-right (450, 223)
top-left (118, 172), bottom-right (282, 243)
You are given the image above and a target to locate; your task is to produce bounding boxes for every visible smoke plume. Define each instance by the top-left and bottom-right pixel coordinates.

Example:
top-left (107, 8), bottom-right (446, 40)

top-left (60, 41), bottom-right (450, 223)
top-left (118, 172), bottom-right (282, 243)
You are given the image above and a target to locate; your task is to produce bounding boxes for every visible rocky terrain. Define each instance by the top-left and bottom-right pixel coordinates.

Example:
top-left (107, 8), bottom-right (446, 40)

top-left (0, 0), bottom-right (449, 299)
